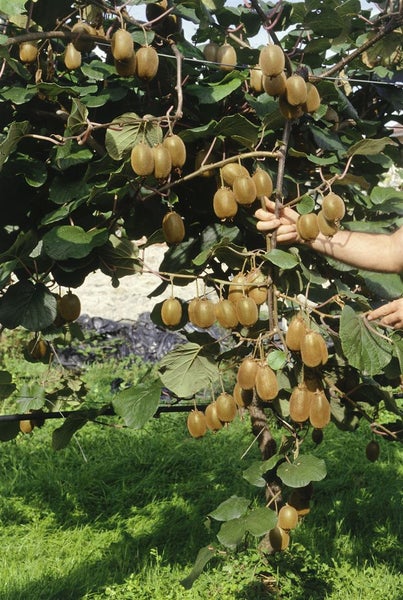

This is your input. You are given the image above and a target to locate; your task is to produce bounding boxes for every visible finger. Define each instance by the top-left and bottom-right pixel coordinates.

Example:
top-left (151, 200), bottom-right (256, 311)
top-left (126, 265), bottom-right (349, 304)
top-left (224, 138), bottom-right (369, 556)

top-left (367, 305), bottom-right (392, 320)
top-left (254, 208), bottom-right (278, 221)
top-left (256, 219), bottom-right (281, 232)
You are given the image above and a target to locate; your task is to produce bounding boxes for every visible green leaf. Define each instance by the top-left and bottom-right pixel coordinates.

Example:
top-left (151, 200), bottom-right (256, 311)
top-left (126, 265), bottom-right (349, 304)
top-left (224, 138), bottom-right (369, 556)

top-left (264, 249), bottom-right (299, 269)
top-left (217, 518), bottom-right (247, 550)
top-left (242, 455), bottom-right (281, 487)
top-left (42, 225), bottom-right (108, 260)
top-left (277, 454), bottom-right (327, 488)
top-left (0, 281), bottom-right (57, 331)
top-left (180, 546), bottom-right (217, 590)
top-left (297, 195), bottom-right (316, 214)
top-left (208, 495), bottom-right (250, 521)
top-left (186, 72), bottom-right (244, 104)
top-left (159, 342), bottom-right (219, 397)
top-left (369, 187), bottom-right (403, 214)
top-left (347, 137), bottom-right (397, 158)
top-left (0, 370), bottom-right (16, 399)
top-left (49, 177), bottom-right (90, 205)
top-left (0, 421), bottom-right (19, 442)
top-left (17, 383), bottom-right (47, 413)
top-left (339, 305), bottom-right (393, 376)
top-left (112, 379), bottom-right (162, 429)
top-left (53, 139), bottom-right (93, 170)
top-left (99, 236), bottom-right (141, 279)
top-left (0, 0), bottom-right (26, 15)
top-left (267, 350), bottom-right (287, 371)
top-left (67, 98), bottom-right (89, 135)
top-left (358, 272), bottom-right (403, 301)
top-left (6, 154), bottom-right (47, 187)
top-left (244, 507), bottom-right (278, 537)
top-left (105, 113), bottom-right (162, 160)
top-left (52, 416), bottom-right (88, 451)
top-left (310, 124), bottom-right (346, 153)
top-left (0, 120), bottom-right (31, 170)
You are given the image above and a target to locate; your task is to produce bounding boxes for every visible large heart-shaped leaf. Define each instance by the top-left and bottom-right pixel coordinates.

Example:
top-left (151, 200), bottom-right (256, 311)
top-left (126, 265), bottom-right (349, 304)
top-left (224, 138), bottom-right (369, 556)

top-left (43, 225), bottom-right (108, 260)
top-left (0, 281), bottom-right (57, 330)
top-left (159, 342), bottom-right (219, 397)
top-left (112, 379), bottom-right (162, 429)
top-left (209, 495), bottom-right (250, 521)
top-left (277, 454), bottom-right (326, 488)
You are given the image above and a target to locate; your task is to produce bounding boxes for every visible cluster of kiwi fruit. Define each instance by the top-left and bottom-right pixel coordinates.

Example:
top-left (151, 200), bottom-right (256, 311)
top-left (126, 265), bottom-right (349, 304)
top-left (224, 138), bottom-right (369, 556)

top-left (111, 28), bottom-right (160, 79)
top-left (202, 40), bottom-right (238, 72)
top-left (296, 192), bottom-right (346, 241)
top-left (131, 133), bottom-right (186, 181)
top-left (145, 1), bottom-right (182, 37)
top-left (248, 44), bottom-right (321, 120)
top-left (186, 387), bottom-right (241, 439)
top-left (213, 163), bottom-right (273, 220)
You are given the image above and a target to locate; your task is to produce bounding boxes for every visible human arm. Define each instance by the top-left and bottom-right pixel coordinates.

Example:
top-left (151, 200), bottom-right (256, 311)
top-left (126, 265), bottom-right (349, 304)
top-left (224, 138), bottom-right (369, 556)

top-left (255, 198), bottom-right (403, 273)
top-left (367, 298), bottom-right (403, 330)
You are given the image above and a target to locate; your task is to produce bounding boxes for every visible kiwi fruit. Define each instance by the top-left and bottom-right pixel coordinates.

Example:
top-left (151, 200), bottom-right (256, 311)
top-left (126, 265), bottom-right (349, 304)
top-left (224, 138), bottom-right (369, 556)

top-left (188, 298), bottom-right (200, 326)
top-left (235, 296), bottom-right (259, 327)
top-left (289, 384), bottom-right (311, 423)
top-left (163, 134), bottom-right (186, 168)
top-left (59, 292), bottom-right (81, 322)
top-left (217, 43), bottom-right (237, 71)
top-left (111, 28), bottom-right (134, 62)
top-left (213, 187), bottom-right (238, 219)
top-left (278, 95), bottom-right (304, 120)
top-left (365, 440), bottom-right (380, 462)
top-left (300, 330), bottom-right (327, 368)
top-left (203, 41), bottom-right (219, 62)
top-left (297, 213), bottom-right (319, 241)
top-left (20, 420), bottom-right (34, 434)
top-left (233, 382), bottom-right (253, 407)
top-left (250, 65), bottom-right (263, 92)
top-left (285, 313), bottom-right (306, 351)
top-left (233, 175), bottom-right (257, 205)
top-left (277, 504), bottom-right (299, 530)
top-left (317, 210), bottom-right (339, 237)
top-left (214, 298), bottom-right (239, 329)
top-left (263, 71), bottom-right (287, 96)
top-left (161, 297), bottom-right (182, 326)
top-left (71, 21), bottom-right (96, 53)
top-left (246, 268), bottom-right (267, 306)
top-left (205, 402), bottom-right (224, 431)
top-left (193, 298), bottom-right (216, 328)
top-left (228, 272), bottom-right (247, 304)
top-left (237, 357), bottom-right (258, 390)
top-left (187, 409), bottom-right (207, 438)
top-left (309, 391), bottom-right (331, 429)
top-left (302, 82), bottom-right (321, 113)
top-left (19, 41), bottom-right (38, 63)
top-left (27, 338), bottom-right (48, 361)
top-left (252, 168), bottom-right (273, 198)
top-left (269, 526), bottom-right (290, 552)
top-left (322, 192), bottom-right (345, 221)
top-left (215, 392), bottom-right (237, 422)
top-left (255, 364), bottom-right (278, 401)
top-left (194, 149), bottom-right (216, 177)
top-left (131, 142), bottom-right (154, 176)
top-left (153, 143), bottom-right (172, 179)
top-left (114, 53), bottom-right (136, 77)
top-left (136, 45), bottom-right (159, 80)
top-left (285, 74), bottom-right (308, 106)
top-left (64, 43), bottom-right (82, 70)
top-left (312, 428), bottom-right (324, 444)
top-left (162, 211), bottom-right (185, 244)
top-left (221, 163), bottom-right (249, 187)
top-left (288, 489), bottom-right (310, 516)
top-left (259, 44), bottom-right (285, 77)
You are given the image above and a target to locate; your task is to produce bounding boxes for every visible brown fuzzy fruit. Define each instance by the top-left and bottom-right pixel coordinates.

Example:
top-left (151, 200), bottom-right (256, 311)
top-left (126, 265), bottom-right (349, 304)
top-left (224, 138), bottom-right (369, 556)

top-left (161, 297), bottom-right (182, 326)
top-left (136, 45), bottom-right (159, 80)
top-left (246, 269), bottom-right (267, 306)
top-left (215, 392), bottom-right (237, 422)
top-left (205, 402), bottom-right (224, 431)
top-left (252, 168), bottom-right (273, 198)
top-left (237, 357), bottom-right (258, 390)
top-left (297, 213), bottom-right (319, 241)
top-left (19, 420), bottom-right (34, 434)
top-left (258, 44), bottom-right (285, 77)
top-left (193, 298), bottom-right (216, 328)
top-left (233, 382), bottom-right (253, 407)
top-left (277, 505), bottom-right (299, 530)
top-left (203, 41), bottom-right (219, 62)
top-left (217, 43), bottom-right (237, 71)
top-left (221, 163), bottom-right (249, 187)
top-left (312, 428), bottom-right (324, 444)
top-left (288, 489), bottom-right (310, 517)
top-left (285, 74), bottom-right (308, 106)
top-left (233, 175), bottom-right (257, 205)
top-left (162, 211), bottom-right (185, 244)
top-left (322, 193), bottom-right (346, 221)
top-left (194, 149), bottom-right (216, 177)
top-left (235, 296), bottom-right (259, 327)
top-left (250, 66), bottom-right (263, 92)
top-left (64, 43), bottom-right (82, 70)
top-left (228, 273), bottom-right (247, 305)
top-left (317, 210), bottom-right (339, 237)
top-left (131, 142), bottom-right (154, 176)
top-left (59, 292), bottom-right (81, 322)
top-left (27, 338), bottom-right (48, 361)
top-left (278, 96), bottom-right (304, 120)
top-left (365, 440), bottom-right (380, 462)
top-left (215, 299), bottom-right (239, 329)
top-left (269, 526), bottom-right (290, 552)
top-left (300, 330), bottom-right (327, 368)
top-left (114, 53), bottom-right (136, 77)
top-left (19, 41), bottom-right (38, 63)
top-left (213, 187), bottom-right (238, 219)
top-left (163, 134), bottom-right (186, 168)
top-left (153, 144), bottom-right (172, 179)
top-left (188, 298), bottom-right (200, 326)
top-left (309, 391), bottom-right (331, 429)
top-left (111, 28), bottom-right (134, 62)
top-left (71, 22), bottom-right (96, 53)
top-left (262, 72), bottom-right (287, 96)
top-left (285, 313), bottom-right (306, 351)
top-left (187, 409), bottom-right (207, 438)
top-left (289, 384), bottom-right (311, 423)
top-left (255, 364), bottom-right (278, 401)
top-left (302, 82), bottom-right (321, 113)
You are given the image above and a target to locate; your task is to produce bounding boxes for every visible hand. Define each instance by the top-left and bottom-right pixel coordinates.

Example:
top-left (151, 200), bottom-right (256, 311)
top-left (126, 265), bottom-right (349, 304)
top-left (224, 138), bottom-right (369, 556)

top-left (367, 298), bottom-right (403, 330)
top-left (254, 198), bottom-right (301, 244)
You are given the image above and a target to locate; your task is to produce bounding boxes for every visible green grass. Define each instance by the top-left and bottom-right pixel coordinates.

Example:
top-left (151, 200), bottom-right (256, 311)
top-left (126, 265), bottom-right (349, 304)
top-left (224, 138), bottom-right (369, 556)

top-left (0, 335), bottom-right (402, 599)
